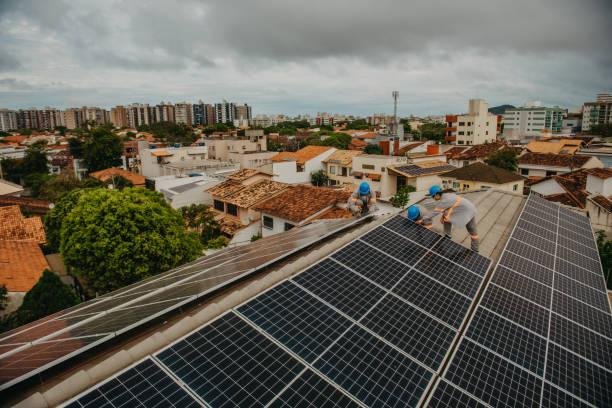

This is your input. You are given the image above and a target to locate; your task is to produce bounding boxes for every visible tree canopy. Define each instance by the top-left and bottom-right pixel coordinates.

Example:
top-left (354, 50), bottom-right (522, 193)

top-left (305, 132), bottom-right (352, 150)
top-left (138, 121), bottom-right (196, 144)
top-left (0, 142), bottom-right (49, 184)
top-left (390, 185), bottom-right (416, 209)
top-left (311, 169), bottom-right (329, 186)
top-left (596, 231), bottom-right (612, 289)
top-left (44, 188), bottom-right (90, 252)
top-left (180, 204), bottom-right (221, 244)
top-left (485, 149), bottom-right (518, 172)
top-left (415, 122), bottom-right (446, 142)
top-left (60, 188), bottom-right (202, 294)
top-left (589, 124), bottom-right (612, 138)
top-left (363, 144), bottom-right (383, 154)
top-left (263, 120), bottom-right (310, 136)
top-left (345, 119), bottom-right (370, 130)
top-left (82, 127), bottom-right (123, 172)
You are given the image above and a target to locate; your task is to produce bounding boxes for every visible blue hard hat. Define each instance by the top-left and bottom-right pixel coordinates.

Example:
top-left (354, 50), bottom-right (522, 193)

top-left (407, 205), bottom-right (420, 221)
top-left (359, 182), bottom-right (370, 195)
top-left (428, 185), bottom-right (442, 197)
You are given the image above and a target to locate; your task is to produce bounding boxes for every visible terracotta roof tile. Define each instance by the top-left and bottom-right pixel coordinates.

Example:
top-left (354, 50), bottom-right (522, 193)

top-left (227, 169), bottom-right (260, 181)
top-left (324, 150), bottom-right (363, 166)
top-left (206, 180), bottom-right (245, 198)
top-left (445, 146), bottom-right (469, 159)
top-left (452, 142), bottom-right (507, 160)
top-left (591, 195), bottom-right (612, 212)
top-left (518, 152), bottom-right (593, 168)
top-left (395, 142), bottom-right (426, 156)
top-left (526, 139), bottom-right (582, 154)
top-left (531, 169), bottom-right (591, 208)
top-left (89, 168), bottom-right (146, 186)
top-left (348, 139), bottom-right (367, 150)
top-left (0, 196), bottom-right (53, 214)
top-left (314, 207), bottom-right (353, 220)
top-left (0, 206), bottom-right (46, 243)
top-left (0, 240), bottom-right (49, 292)
top-left (224, 180), bottom-right (289, 208)
top-left (442, 162), bottom-right (524, 184)
top-left (586, 168), bottom-right (612, 180)
top-left (271, 146), bottom-right (333, 165)
top-left (254, 185), bottom-right (351, 222)
top-left (214, 215), bottom-right (244, 236)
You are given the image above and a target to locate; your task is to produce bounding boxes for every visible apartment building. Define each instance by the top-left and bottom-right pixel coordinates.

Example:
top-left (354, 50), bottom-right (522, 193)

top-left (15, 109), bottom-right (41, 130)
top-left (193, 101), bottom-right (215, 126)
top-left (126, 103), bottom-right (152, 128)
top-left (0, 109), bottom-right (17, 131)
top-left (206, 133), bottom-right (267, 161)
top-left (215, 101), bottom-right (235, 124)
top-left (154, 103), bottom-right (175, 123)
top-left (445, 99), bottom-right (498, 146)
top-left (110, 106), bottom-right (128, 128)
top-left (582, 93), bottom-right (612, 132)
top-left (234, 104), bottom-right (252, 121)
top-left (82, 107), bottom-right (109, 126)
top-left (139, 142), bottom-right (214, 177)
top-left (502, 102), bottom-right (565, 140)
top-left (63, 108), bottom-right (83, 130)
top-left (174, 102), bottom-right (193, 125)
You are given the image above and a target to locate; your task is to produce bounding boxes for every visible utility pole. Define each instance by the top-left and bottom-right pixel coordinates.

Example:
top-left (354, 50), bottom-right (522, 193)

top-left (391, 91), bottom-right (399, 155)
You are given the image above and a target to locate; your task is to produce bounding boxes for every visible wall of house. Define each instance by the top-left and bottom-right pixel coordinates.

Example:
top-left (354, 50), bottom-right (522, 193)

top-left (529, 179), bottom-right (565, 196)
top-left (272, 161), bottom-right (303, 184)
top-left (168, 187), bottom-right (210, 209)
top-left (304, 148), bottom-right (336, 180)
top-left (442, 178), bottom-right (524, 193)
top-left (586, 200), bottom-right (612, 237)
top-left (586, 175), bottom-right (612, 196)
top-left (261, 213), bottom-right (296, 238)
top-left (228, 151), bottom-right (276, 170)
top-left (230, 221), bottom-right (261, 245)
top-left (415, 175), bottom-right (445, 192)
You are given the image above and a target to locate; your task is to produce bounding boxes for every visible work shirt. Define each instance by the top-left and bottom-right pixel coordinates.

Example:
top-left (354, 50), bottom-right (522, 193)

top-left (424, 192), bottom-right (476, 228)
top-left (347, 188), bottom-right (376, 211)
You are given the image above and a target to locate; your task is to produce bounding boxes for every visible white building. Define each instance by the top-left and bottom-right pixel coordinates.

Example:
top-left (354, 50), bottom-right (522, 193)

top-left (518, 152), bottom-right (603, 178)
top-left (205, 133), bottom-right (267, 161)
top-left (323, 149), bottom-right (363, 186)
top-left (174, 102), bottom-right (193, 125)
top-left (582, 93), bottom-right (612, 132)
top-left (264, 146), bottom-right (336, 184)
top-left (156, 175), bottom-right (221, 209)
top-left (351, 154), bottom-right (408, 199)
top-left (445, 99), bottom-right (498, 145)
top-left (0, 109), bottom-right (17, 131)
top-left (502, 102), bottom-right (566, 141)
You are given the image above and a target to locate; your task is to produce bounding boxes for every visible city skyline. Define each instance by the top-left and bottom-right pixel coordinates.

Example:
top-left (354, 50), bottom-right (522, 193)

top-left (0, 0), bottom-right (611, 116)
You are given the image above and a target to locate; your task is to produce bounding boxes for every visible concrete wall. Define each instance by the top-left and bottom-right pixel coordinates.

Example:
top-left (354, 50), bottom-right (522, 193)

top-left (528, 179), bottom-right (564, 196)
top-left (261, 213), bottom-right (294, 238)
top-left (272, 161), bottom-right (302, 184)
top-left (442, 178), bottom-right (524, 193)
top-left (230, 221), bottom-right (260, 245)
top-left (586, 175), bottom-right (612, 196)
top-left (228, 151), bottom-right (276, 170)
top-left (587, 199), bottom-right (612, 236)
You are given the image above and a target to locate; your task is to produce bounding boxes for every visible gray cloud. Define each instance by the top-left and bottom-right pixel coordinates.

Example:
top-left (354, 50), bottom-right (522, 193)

top-left (0, 0), bottom-right (610, 114)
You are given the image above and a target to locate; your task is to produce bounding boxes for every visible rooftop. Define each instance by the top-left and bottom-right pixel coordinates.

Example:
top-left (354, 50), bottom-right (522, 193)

top-left (529, 168), bottom-right (591, 208)
top-left (0, 196), bottom-right (53, 214)
top-left (518, 152), bottom-right (593, 168)
top-left (271, 145), bottom-right (333, 165)
top-left (206, 180), bottom-right (245, 198)
top-left (254, 185), bottom-right (352, 222)
top-left (0, 179), bottom-right (24, 196)
top-left (394, 141), bottom-right (426, 156)
top-left (223, 180), bottom-right (290, 208)
top-left (526, 139), bottom-right (582, 155)
top-left (590, 195), bottom-right (612, 212)
top-left (226, 168), bottom-right (260, 181)
top-left (323, 149), bottom-right (363, 166)
top-left (0, 240), bottom-right (49, 292)
top-left (389, 161), bottom-right (456, 177)
top-left (89, 168), bottom-right (146, 187)
top-left (442, 162), bottom-right (524, 184)
top-left (449, 141), bottom-right (508, 160)
top-left (586, 167), bottom-right (612, 179)
top-left (0, 206), bottom-right (46, 244)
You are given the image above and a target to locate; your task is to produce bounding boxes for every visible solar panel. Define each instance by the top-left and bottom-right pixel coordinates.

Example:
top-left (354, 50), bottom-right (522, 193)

top-left (0, 218), bottom-right (363, 391)
top-left (426, 380), bottom-right (488, 408)
top-left (64, 214), bottom-right (491, 407)
top-left (431, 194), bottom-right (612, 407)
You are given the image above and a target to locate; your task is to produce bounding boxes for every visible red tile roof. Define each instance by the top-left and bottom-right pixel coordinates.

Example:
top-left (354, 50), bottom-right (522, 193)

top-left (0, 240), bottom-right (49, 292)
top-left (442, 162), bottom-right (524, 184)
top-left (518, 153), bottom-right (593, 168)
top-left (224, 180), bottom-right (289, 208)
top-left (254, 185), bottom-right (351, 222)
top-left (0, 196), bottom-right (53, 214)
top-left (89, 168), bottom-right (146, 187)
top-left (445, 146), bottom-right (469, 159)
top-left (271, 146), bottom-right (333, 165)
top-left (531, 169), bottom-right (591, 208)
top-left (591, 195), bottom-right (612, 212)
top-left (451, 142), bottom-right (507, 160)
top-left (585, 168), bottom-right (612, 180)
top-left (227, 169), bottom-right (261, 181)
top-left (314, 207), bottom-right (353, 220)
top-left (394, 142), bottom-right (426, 156)
top-left (0, 206), bottom-right (46, 243)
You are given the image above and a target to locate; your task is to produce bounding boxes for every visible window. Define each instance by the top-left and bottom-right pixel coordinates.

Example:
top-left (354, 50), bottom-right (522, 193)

top-left (486, 131), bottom-right (489, 135)
top-left (458, 131), bottom-right (465, 135)
top-left (481, 185), bottom-right (491, 189)
top-left (463, 161), bottom-right (470, 167)
top-left (329, 165), bottom-right (336, 174)
top-left (459, 121), bottom-right (465, 126)
top-left (452, 182), bottom-right (460, 189)
top-left (513, 184), bottom-right (518, 191)
top-left (521, 168), bottom-right (529, 176)
top-left (546, 171), bottom-right (556, 177)
top-left (381, 167), bottom-right (385, 172)
top-left (458, 141), bottom-right (464, 145)
top-left (213, 200), bottom-right (224, 212)
top-left (462, 184), bottom-right (470, 191)
top-left (341, 167), bottom-right (348, 177)
top-left (227, 203), bottom-right (238, 216)
top-left (263, 215), bottom-right (273, 229)
top-left (362, 164), bottom-right (375, 170)
top-left (284, 222), bottom-right (294, 231)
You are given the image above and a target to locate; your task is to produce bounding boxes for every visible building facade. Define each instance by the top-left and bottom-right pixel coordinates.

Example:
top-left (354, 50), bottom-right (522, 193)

top-left (582, 93), bottom-right (612, 132)
top-left (445, 99), bottom-right (498, 145)
top-left (174, 102), bottom-right (193, 125)
top-left (110, 106), bottom-right (128, 128)
top-left (502, 103), bottom-right (566, 140)
top-left (0, 109), bottom-right (17, 131)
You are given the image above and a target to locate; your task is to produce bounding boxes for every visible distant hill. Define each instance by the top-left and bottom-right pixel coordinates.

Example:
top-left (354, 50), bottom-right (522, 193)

top-left (488, 104), bottom-right (515, 115)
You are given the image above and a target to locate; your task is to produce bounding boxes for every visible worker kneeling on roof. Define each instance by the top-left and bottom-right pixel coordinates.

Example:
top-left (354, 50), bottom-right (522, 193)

top-left (348, 181), bottom-right (377, 216)
top-left (408, 185), bottom-right (479, 253)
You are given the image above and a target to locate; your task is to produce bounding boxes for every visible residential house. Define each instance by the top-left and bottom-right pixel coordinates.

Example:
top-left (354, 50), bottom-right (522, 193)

top-left (89, 167), bottom-right (146, 187)
top-left (323, 150), bottom-right (363, 186)
top-left (0, 205), bottom-right (49, 314)
top-left (447, 141), bottom-right (511, 168)
top-left (351, 154), bottom-right (408, 198)
top-left (205, 133), bottom-right (267, 161)
top-left (525, 139), bottom-right (582, 155)
top-left (157, 175), bottom-right (221, 209)
top-left (440, 162), bottom-right (524, 193)
top-left (518, 153), bottom-right (603, 179)
top-left (387, 161), bottom-right (456, 196)
top-left (585, 168), bottom-right (612, 234)
top-left (267, 146), bottom-right (336, 184)
top-left (254, 185), bottom-right (352, 237)
top-left (577, 144), bottom-right (612, 168)
top-left (227, 150), bottom-right (277, 170)
top-left (393, 141), bottom-right (429, 157)
top-left (0, 179), bottom-right (24, 196)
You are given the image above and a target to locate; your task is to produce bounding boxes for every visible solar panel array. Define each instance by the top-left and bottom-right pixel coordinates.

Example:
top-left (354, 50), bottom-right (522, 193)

top-left (65, 215), bottom-right (492, 407)
top-left (0, 218), bottom-right (360, 391)
top-left (428, 194), bottom-right (612, 407)
top-left (393, 164), bottom-right (456, 177)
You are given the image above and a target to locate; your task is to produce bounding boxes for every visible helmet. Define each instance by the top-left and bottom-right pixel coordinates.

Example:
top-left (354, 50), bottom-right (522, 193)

top-left (407, 205), bottom-right (420, 221)
top-left (428, 185), bottom-right (442, 197)
top-left (359, 182), bottom-right (370, 195)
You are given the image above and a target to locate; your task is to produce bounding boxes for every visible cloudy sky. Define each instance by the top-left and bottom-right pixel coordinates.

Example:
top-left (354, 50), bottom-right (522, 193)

top-left (1, 0), bottom-right (611, 116)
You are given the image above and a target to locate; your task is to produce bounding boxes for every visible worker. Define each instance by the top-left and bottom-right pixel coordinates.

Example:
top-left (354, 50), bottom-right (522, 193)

top-left (422, 185), bottom-right (479, 252)
top-left (407, 205), bottom-right (433, 229)
top-left (348, 181), bottom-right (377, 216)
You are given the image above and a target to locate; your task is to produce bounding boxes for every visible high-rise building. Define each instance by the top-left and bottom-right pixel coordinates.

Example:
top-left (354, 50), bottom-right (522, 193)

top-left (154, 102), bottom-right (175, 123)
top-left (502, 102), bottom-right (566, 140)
top-left (0, 109), bottom-right (17, 131)
top-left (445, 99), bottom-right (498, 145)
top-left (234, 104), bottom-right (252, 121)
top-left (16, 109), bottom-right (41, 130)
top-left (110, 106), bottom-right (128, 128)
top-left (82, 107), bottom-right (109, 126)
top-left (215, 101), bottom-right (235, 124)
top-left (63, 108), bottom-right (84, 130)
top-left (126, 103), bottom-right (152, 128)
top-left (174, 102), bottom-right (193, 125)
top-left (582, 93), bottom-right (612, 132)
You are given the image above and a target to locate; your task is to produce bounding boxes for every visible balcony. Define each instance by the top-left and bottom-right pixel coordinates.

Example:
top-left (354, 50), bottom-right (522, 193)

top-left (445, 135), bottom-right (457, 143)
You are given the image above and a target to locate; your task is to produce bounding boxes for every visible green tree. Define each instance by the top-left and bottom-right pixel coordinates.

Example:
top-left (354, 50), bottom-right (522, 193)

top-left (0, 284), bottom-right (7, 312)
top-left (417, 122), bottom-right (446, 142)
top-left (311, 169), bottom-right (329, 186)
top-left (596, 231), bottom-right (612, 289)
top-left (19, 129), bottom-right (32, 136)
top-left (305, 132), bottom-right (352, 150)
top-left (82, 127), bottom-right (123, 172)
top-left (390, 185), bottom-right (416, 209)
top-left (44, 188), bottom-right (90, 252)
top-left (363, 144), bottom-right (383, 154)
top-left (180, 204), bottom-right (220, 243)
top-left (345, 119), bottom-right (370, 130)
top-left (24, 173), bottom-right (53, 197)
top-left (267, 140), bottom-right (283, 151)
top-left (21, 142), bottom-right (49, 176)
top-left (0, 158), bottom-right (21, 183)
top-left (485, 149), bottom-right (518, 172)
top-left (38, 174), bottom-right (102, 202)
top-left (589, 124), bottom-right (612, 138)
top-left (60, 188), bottom-right (202, 293)
top-left (205, 236), bottom-right (229, 249)
top-left (12, 271), bottom-right (80, 326)
top-left (68, 137), bottom-right (84, 158)
top-left (140, 121), bottom-right (196, 144)
top-left (55, 126), bottom-right (67, 136)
